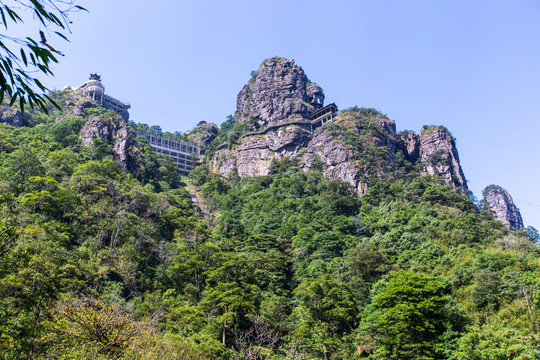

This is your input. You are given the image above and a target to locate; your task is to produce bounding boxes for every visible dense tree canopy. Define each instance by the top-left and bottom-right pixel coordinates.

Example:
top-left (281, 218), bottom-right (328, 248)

top-left (0, 91), bottom-right (538, 359)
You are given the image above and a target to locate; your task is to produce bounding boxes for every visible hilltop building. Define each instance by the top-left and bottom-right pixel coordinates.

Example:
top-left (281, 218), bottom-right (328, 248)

top-left (310, 103), bottom-right (338, 131)
top-left (75, 74), bottom-right (199, 174)
top-left (76, 74), bottom-right (131, 119)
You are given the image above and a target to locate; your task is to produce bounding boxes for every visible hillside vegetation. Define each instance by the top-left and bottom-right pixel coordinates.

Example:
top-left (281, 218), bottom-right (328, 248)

top-left (0, 91), bottom-right (539, 360)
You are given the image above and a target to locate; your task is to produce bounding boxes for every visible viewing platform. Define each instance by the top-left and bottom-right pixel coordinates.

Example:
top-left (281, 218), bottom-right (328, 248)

top-left (310, 103), bottom-right (338, 131)
top-left (76, 74), bottom-right (131, 118)
top-left (135, 130), bottom-right (200, 175)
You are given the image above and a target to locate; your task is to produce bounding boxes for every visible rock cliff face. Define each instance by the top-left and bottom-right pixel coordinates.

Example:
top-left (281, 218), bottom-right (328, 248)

top-left (212, 123), bottom-right (312, 177)
top-left (212, 57), bottom-right (323, 178)
top-left (399, 131), bottom-right (420, 160)
top-left (209, 56), bottom-right (468, 193)
top-left (71, 99), bottom-right (97, 117)
top-left (419, 126), bottom-right (467, 188)
top-left (303, 125), bottom-right (367, 194)
top-left (0, 105), bottom-right (24, 127)
top-left (235, 57), bottom-right (323, 127)
top-left (80, 115), bottom-right (133, 169)
top-left (483, 185), bottom-right (524, 230)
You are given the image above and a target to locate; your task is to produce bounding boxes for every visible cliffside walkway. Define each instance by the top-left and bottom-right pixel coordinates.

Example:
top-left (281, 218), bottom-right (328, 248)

top-left (135, 130), bottom-right (200, 175)
top-left (213, 103), bottom-right (339, 152)
top-left (239, 103), bottom-right (339, 139)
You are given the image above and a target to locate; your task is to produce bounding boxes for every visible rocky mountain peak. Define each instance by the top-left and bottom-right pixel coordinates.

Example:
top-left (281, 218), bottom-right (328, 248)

top-left (419, 126), bottom-right (467, 189)
top-left (210, 58), bottom-right (474, 194)
top-left (235, 57), bottom-right (324, 127)
top-left (482, 185), bottom-right (524, 230)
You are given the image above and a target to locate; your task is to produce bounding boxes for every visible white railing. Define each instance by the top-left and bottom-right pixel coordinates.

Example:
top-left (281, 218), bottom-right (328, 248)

top-left (135, 130), bottom-right (200, 174)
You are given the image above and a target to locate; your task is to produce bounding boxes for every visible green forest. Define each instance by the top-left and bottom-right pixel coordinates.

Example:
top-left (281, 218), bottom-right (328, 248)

top-left (0, 90), bottom-right (539, 360)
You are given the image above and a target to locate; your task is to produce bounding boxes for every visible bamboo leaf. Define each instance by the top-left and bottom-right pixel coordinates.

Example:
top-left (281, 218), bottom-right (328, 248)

top-left (0, 7), bottom-right (7, 30)
top-left (19, 96), bottom-right (24, 114)
top-left (8, 92), bottom-right (17, 106)
top-left (49, 13), bottom-right (64, 28)
top-left (54, 31), bottom-right (69, 42)
top-left (30, 52), bottom-right (36, 66)
top-left (34, 78), bottom-right (45, 91)
top-left (5, 6), bottom-right (22, 23)
top-left (20, 49), bottom-right (27, 66)
top-left (44, 94), bottom-right (62, 112)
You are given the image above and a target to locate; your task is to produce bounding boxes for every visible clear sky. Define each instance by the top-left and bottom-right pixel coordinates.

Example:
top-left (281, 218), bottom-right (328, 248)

top-left (36, 0), bottom-right (540, 229)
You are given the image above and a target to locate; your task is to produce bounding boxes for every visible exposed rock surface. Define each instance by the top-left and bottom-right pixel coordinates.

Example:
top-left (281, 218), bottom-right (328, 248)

top-left (212, 124), bottom-right (312, 177)
top-left (72, 99), bottom-right (97, 117)
top-left (399, 131), bottom-right (420, 160)
top-left (303, 126), bottom-right (367, 194)
top-left (235, 57), bottom-right (323, 127)
top-left (212, 57), bottom-right (325, 177)
top-left (209, 57), bottom-right (469, 193)
top-left (483, 185), bottom-right (524, 230)
top-left (419, 126), bottom-right (467, 189)
top-left (80, 116), bottom-right (133, 169)
top-left (0, 105), bottom-right (24, 127)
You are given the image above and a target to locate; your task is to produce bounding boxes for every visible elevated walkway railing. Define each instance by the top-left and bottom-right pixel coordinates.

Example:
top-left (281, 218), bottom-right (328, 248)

top-left (213, 105), bottom-right (340, 151)
top-left (135, 130), bottom-right (201, 174)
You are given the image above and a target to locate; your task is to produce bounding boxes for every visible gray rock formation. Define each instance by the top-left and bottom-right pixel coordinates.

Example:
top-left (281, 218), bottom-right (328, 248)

top-left (483, 185), bottom-right (524, 230)
top-left (419, 126), bottom-right (467, 189)
top-left (72, 99), bottom-right (97, 117)
top-left (235, 57), bottom-right (323, 127)
top-left (212, 124), bottom-right (312, 177)
top-left (209, 57), bottom-right (469, 194)
top-left (80, 116), bottom-right (132, 169)
top-left (399, 131), bottom-right (420, 160)
top-left (211, 107), bottom-right (399, 194)
top-left (0, 105), bottom-right (24, 127)
top-left (303, 126), bottom-right (368, 194)
top-left (212, 57), bottom-right (324, 177)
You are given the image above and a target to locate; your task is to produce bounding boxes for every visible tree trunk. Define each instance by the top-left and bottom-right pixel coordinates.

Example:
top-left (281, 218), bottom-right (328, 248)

top-left (223, 324), bottom-right (226, 345)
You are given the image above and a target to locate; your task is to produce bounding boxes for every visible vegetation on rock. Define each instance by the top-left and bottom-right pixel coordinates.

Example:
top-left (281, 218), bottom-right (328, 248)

top-left (0, 83), bottom-right (538, 360)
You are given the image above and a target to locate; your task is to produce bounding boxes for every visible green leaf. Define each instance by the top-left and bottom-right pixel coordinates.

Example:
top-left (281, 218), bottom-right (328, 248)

top-left (44, 95), bottom-right (62, 112)
top-left (20, 49), bottom-right (28, 66)
top-left (5, 6), bottom-right (22, 23)
top-left (8, 92), bottom-right (17, 106)
top-left (29, 52), bottom-right (37, 66)
top-left (0, 7), bottom-right (7, 30)
top-left (3, 59), bottom-right (14, 83)
top-left (29, 0), bottom-right (49, 19)
top-left (27, 92), bottom-right (36, 110)
top-left (26, 37), bottom-right (39, 46)
top-left (34, 11), bottom-right (45, 27)
top-left (18, 97), bottom-right (24, 114)
top-left (49, 13), bottom-right (64, 28)
top-left (54, 31), bottom-right (69, 42)
top-left (34, 78), bottom-right (45, 91)
top-left (15, 69), bottom-right (30, 79)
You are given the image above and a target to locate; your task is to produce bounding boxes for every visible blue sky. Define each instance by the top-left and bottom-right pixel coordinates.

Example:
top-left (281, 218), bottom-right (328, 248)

top-left (37, 0), bottom-right (540, 229)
